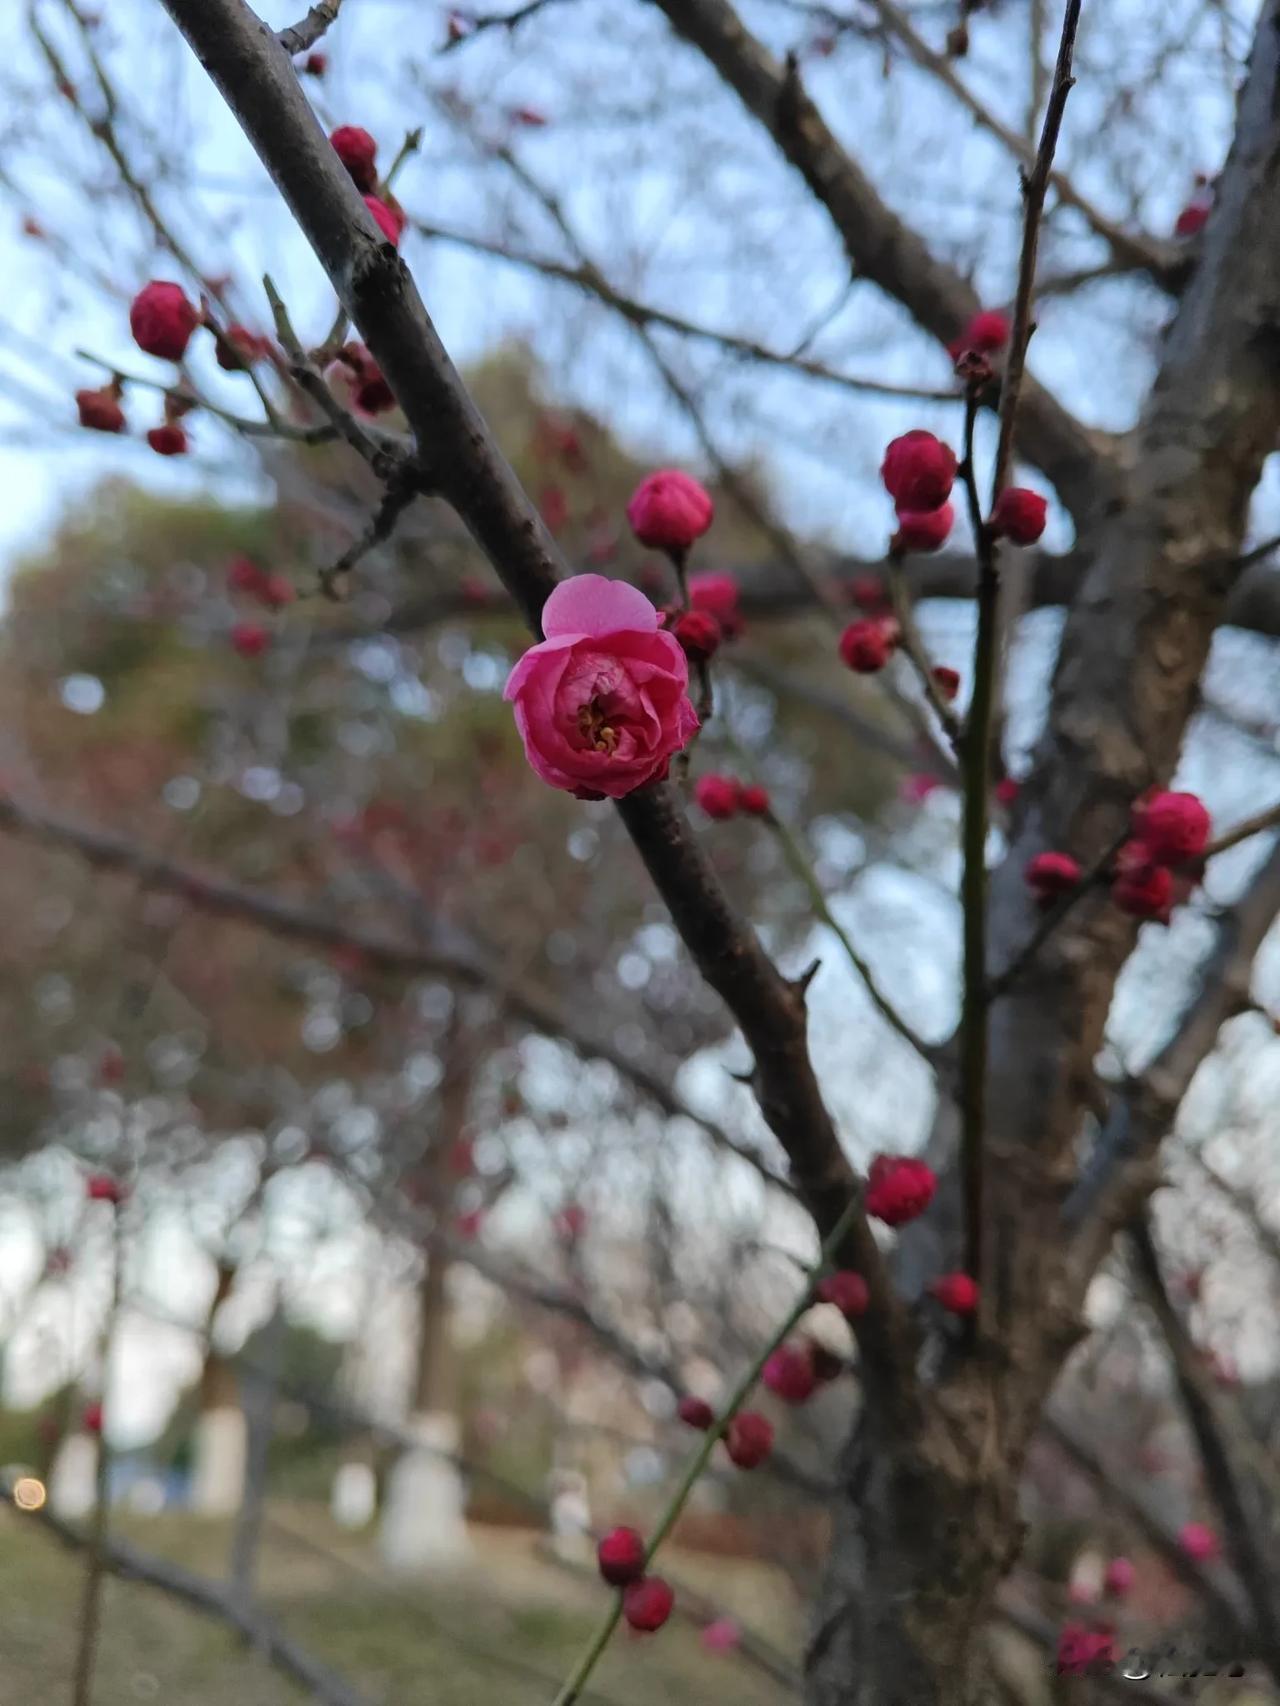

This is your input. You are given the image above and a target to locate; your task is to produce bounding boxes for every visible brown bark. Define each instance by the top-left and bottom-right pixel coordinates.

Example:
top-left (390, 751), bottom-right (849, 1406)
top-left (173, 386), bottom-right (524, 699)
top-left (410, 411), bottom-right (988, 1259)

top-left (643, 3), bottom-right (1280, 1700)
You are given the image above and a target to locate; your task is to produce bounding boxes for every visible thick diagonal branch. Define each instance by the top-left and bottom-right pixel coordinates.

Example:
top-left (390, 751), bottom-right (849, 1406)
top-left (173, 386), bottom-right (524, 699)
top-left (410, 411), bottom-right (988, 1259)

top-left (157, 0), bottom-right (914, 1391)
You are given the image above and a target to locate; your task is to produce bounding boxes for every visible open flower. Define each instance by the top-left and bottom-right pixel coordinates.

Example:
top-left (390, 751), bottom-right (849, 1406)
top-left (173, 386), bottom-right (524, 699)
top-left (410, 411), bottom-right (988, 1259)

top-left (504, 575), bottom-right (699, 799)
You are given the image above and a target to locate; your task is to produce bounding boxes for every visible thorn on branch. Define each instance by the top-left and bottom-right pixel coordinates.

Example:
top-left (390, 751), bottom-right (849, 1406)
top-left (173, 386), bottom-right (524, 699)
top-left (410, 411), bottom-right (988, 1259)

top-left (792, 957), bottom-right (823, 1001)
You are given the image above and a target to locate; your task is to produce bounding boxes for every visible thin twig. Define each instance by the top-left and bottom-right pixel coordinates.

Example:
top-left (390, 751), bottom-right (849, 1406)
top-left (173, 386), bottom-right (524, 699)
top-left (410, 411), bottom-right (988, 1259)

top-left (68, 1204), bottom-right (123, 1706)
top-left (440, 0), bottom-right (580, 52)
top-left (958, 0), bottom-right (1085, 1308)
top-left (1129, 1215), bottom-right (1280, 1682)
top-left (986, 828), bottom-right (1129, 1001)
top-left (263, 274), bottom-right (404, 477)
top-left (957, 388), bottom-right (996, 1296)
top-left (0, 790), bottom-right (785, 1192)
top-left (887, 558), bottom-right (965, 750)
top-left (411, 218), bottom-right (957, 401)
top-left (318, 465), bottom-right (424, 598)
top-left (865, 0), bottom-right (1170, 287)
top-left (551, 1192), bottom-right (865, 1705)
top-left (4, 1483), bottom-right (372, 1706)
top-left (764, 805), bottom-right (945, 1073)
top-left (277, 0), bottom-right (343, 56)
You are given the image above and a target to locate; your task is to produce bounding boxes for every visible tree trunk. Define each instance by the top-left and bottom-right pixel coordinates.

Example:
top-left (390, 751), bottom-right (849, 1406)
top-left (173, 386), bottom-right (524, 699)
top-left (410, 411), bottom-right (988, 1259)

top-left (191, 1264), bottom-right (245, 1518)
top-left (807, 1377), bottom-right (1023, 1706)
top-left (379, 1017), bottom-right (474, 1572)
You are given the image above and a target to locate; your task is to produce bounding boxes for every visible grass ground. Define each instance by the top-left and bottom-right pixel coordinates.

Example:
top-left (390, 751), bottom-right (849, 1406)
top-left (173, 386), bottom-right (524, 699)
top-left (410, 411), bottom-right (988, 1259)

top-left (0, 1503), bottom-right (802, 1705)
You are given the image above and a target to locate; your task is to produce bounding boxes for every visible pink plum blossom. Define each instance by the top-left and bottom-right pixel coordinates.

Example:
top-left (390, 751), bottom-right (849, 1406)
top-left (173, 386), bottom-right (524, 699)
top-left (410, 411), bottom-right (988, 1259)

top-left (504, 575), bottom-right (699, 799)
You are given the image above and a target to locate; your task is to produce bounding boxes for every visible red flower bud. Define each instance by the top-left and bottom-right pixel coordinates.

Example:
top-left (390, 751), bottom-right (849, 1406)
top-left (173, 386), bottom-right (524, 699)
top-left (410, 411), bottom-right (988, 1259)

top-left (511, 105), bottom-right (549, 128)
top-left (626, 470), bottom-right (714, 552)
top-left (1130, 790), bottom-right (1211, 864)
top-left (930, 1272), bottom-right (979, 1316)
top-left (1056, 1623), bottom-right (1116, 1677)
top-left (817, 1270), bottom-right (869, 1319)
top-left (302, 51), bottom-right (328, 75)
top-left (622, 1576), bottom-right (674, 1632)
top-left (129, 281), bottom-right (200, 361)
top-left (539, 483), bottom-right (569, 533)
top-left (687, 570), bottom-right (741, 636)
top-left (761, 1344), bottom-right (817, 1405)
top-left (995, 776), bottom-right (1020, 806)
top-left (724, 1410), bottom-right (773, 1470)
top-left (1024, 851), bottom-right (1081, 905)
top-left (555, 1203), bottom-right (587, 1242)
top-left (85, 1174), bottom-right (125, 1205)
top-left (672, 609), bottom-right (721, 661)
top-left (146, 423), bottom-right (188, 457)
top-left (677, 1395), bottom-right (715, 1431)
top-left (1175, 200), bottom-right (1210, 239)
top-left (364, 194), bottom-right (403, 246)
top-left (216, 324), bottom-right (272, 371)
top-left (695, 774), bottom-right (740, 820)
top-left (597, 1526), bottom-right (646, 1586)
top-left (839, 617), bottom-right (899, 674)
top-left (1103, 1557), bottom-right (1135, 1597)
top-left (865, 1154), bottom-right (936, 1227)
top-left (849, 574), bottom-right (888, 611)
top-left (455, 1208), bottom-right (485, 1241)
top-left (880, 430), bottom-right (957, 511)
top-left (331, 343), bottom-right (396, 416)
top-left (932, 666), bottom-right (961, 701)
top-left (76, 386), bottom-right (125, 434)
top-left (82, 1402), bottom-right (104, 1435)
top-left (1178, 1521), bottom-right (1219, 1562)
top-left (330, 124), bottom-right (378, 191)
top-left (950, 309), bottom-right (1010, 358)
top-left (1111, 844), bottom-right (1174, 922)
top-left (737, 783), bottom-right (770, 817)
top-left (228, 555), bottom-right (265, 596)
top-left (891, 503), bottom-right (954, 554)
top-left (231, 622), bottom-right (271, 659)
top-left (259, 573), bottom-right (295, 610)
top-left (990, 486), bottom-right (1048, 546)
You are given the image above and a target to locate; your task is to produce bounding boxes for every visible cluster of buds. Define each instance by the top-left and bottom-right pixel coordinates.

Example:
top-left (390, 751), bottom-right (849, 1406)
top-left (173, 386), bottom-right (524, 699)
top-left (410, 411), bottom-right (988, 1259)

top-left (693, 773), bottom-right (770, 820)
top-left (78, 281), bottom-right (275, 449)
top-left (595, 1529), bottom-right (674, 1632)
top-left (226, 552), bottom-right (294, 657)
top-left (328, 126), bottom-right (404, 244)
top-left (1025, 789), bottom-right (1211, 924)
top-left (228, 554), bottom-right (294, 614)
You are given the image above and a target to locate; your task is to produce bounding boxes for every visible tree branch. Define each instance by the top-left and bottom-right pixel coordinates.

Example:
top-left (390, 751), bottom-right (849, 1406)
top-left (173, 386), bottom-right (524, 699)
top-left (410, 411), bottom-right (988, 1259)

top-left (647, 0), bottom-right (1115, 528)
top-left (1129, 1216), bottom-right (1280, 1681)
top-left (155, 0), bottom-right (915, 1395)
top-left (0, 790), bottom-right (787, 1192)
top-left (865, 0), bottom-right (1173, 288)
top-left (2, 1482), bottom-right (373, 1706)
top-left (277, 0), bottom-right (343, 56)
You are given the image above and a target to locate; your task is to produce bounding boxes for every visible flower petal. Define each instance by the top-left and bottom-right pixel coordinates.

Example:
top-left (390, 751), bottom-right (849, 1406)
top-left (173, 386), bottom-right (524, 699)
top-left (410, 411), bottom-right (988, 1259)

top-left (541, 574), bottom-right (659, 640)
